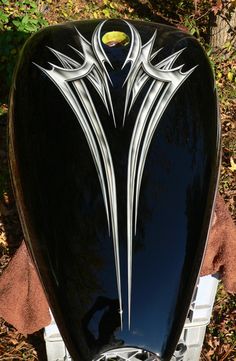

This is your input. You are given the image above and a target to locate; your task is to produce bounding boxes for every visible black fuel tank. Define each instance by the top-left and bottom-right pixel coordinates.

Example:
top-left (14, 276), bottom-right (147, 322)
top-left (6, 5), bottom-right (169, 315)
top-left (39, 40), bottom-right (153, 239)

top-left (9, 19), bottom-right (220, 361)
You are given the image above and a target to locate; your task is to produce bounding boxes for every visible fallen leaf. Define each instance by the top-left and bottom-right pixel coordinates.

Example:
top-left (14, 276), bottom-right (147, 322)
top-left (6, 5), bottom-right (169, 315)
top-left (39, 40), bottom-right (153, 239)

top-left (212, 0), bottom-right (223, 15)
top-left (228, 71), bottom-right (234, 82)
top-left (229, 157), bottom-right (236, 172)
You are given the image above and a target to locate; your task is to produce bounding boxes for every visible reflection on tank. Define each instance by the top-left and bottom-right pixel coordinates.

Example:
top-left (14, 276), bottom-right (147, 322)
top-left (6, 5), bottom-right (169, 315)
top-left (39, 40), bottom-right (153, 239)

top-left (82, 296), bottom-right (124, 352)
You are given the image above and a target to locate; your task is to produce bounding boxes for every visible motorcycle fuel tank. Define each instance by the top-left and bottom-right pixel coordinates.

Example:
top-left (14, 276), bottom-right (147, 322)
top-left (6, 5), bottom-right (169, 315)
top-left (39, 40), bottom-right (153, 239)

top-left (9, 19), bottom-right (220, 361)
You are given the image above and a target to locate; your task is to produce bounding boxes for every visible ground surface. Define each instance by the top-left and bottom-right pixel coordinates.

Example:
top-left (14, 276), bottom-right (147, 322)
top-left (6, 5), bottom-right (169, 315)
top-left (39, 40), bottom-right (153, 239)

top-left (0, 0), bottom-right (236, 360)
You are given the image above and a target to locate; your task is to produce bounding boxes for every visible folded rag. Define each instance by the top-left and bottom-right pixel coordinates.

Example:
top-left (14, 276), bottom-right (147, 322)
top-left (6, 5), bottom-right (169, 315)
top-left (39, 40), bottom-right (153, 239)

top-left (200, 194), bottom-right (236, 292)
top-left (0, 241), bottom-right (51, 334)
top-left (0, 193), bottom-right (235, 334)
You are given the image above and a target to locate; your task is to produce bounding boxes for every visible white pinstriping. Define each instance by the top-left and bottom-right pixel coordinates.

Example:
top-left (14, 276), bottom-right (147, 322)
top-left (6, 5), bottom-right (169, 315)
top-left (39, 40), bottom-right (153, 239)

top-left (35, 20), bottom-right (196, 332)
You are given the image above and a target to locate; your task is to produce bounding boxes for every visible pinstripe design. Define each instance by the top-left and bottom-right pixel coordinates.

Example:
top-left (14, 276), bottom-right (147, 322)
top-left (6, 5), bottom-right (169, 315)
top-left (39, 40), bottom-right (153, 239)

top-left (35, 20), bottom-right (196, 331)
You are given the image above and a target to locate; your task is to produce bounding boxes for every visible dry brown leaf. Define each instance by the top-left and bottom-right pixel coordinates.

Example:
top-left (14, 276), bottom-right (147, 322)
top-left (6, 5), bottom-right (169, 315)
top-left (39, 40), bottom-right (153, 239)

top-left (229, 157), bottom-right (236, 172)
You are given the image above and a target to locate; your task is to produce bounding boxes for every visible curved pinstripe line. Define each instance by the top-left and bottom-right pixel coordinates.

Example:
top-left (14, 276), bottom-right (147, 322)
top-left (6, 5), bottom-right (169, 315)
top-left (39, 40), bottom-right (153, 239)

top-left (73, 78), bottom-right (122, 326)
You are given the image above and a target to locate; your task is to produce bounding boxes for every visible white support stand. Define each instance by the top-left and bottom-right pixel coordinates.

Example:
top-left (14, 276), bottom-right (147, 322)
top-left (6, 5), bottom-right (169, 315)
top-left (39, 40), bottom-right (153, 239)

top-left (179, 274), bottom-right (219, 361)
top-left (44, 312), bottom-right (72, 361)
top-left (44, 274), bottom-right (219, 361)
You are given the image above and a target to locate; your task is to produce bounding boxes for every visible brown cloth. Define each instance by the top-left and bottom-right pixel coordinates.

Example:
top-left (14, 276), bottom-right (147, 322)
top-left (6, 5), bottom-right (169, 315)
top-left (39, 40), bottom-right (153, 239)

top-left (0, 193), bottom-right (235, 335)
top-left (200, 194), bottom-right (236, 293)
top-left (0, 241), bottom-right (51, 334)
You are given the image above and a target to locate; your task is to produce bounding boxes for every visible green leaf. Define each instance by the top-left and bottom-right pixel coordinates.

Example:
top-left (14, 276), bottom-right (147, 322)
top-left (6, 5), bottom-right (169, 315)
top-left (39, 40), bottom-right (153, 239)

top-left (12, 19), bottom-right (21, 27)
top-left (102, 31), bottom-right (130, 46)
top-left (0, 11), bottom-right (9, 23)
top-left (102, 8), bottom-right (111, 17)
top-left (29, 1), bottom-right (37, 9)
top-left (24, 24), bottom-right (37, 32)
top-left (207, 48), bottom-right (212, 57)
top-left (22, 15), bottom-right (29, 24)
top-left (39, 19), bottom-right (48, 27)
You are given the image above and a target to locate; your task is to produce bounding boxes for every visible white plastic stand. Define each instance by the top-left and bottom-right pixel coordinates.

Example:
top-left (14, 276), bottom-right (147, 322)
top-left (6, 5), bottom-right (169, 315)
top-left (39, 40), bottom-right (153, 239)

top-left (179, 274), bottom-right (219, 361)
top-left (44, 274), bottom-right (219, 361)
top-left (44, 317), bottom-right (72, 361)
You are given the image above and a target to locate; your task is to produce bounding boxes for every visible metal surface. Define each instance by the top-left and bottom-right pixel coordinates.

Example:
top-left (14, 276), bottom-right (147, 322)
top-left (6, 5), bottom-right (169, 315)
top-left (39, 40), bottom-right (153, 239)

top-left (94, 347), bottom-right (160, 361)
top-left (9, 19), bottom-right (220, 361)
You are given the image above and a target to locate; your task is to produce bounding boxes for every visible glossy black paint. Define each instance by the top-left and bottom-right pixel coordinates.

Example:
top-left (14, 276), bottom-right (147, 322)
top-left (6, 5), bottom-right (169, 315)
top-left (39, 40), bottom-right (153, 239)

top-left (9, 19), bottom-right (220, 361)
